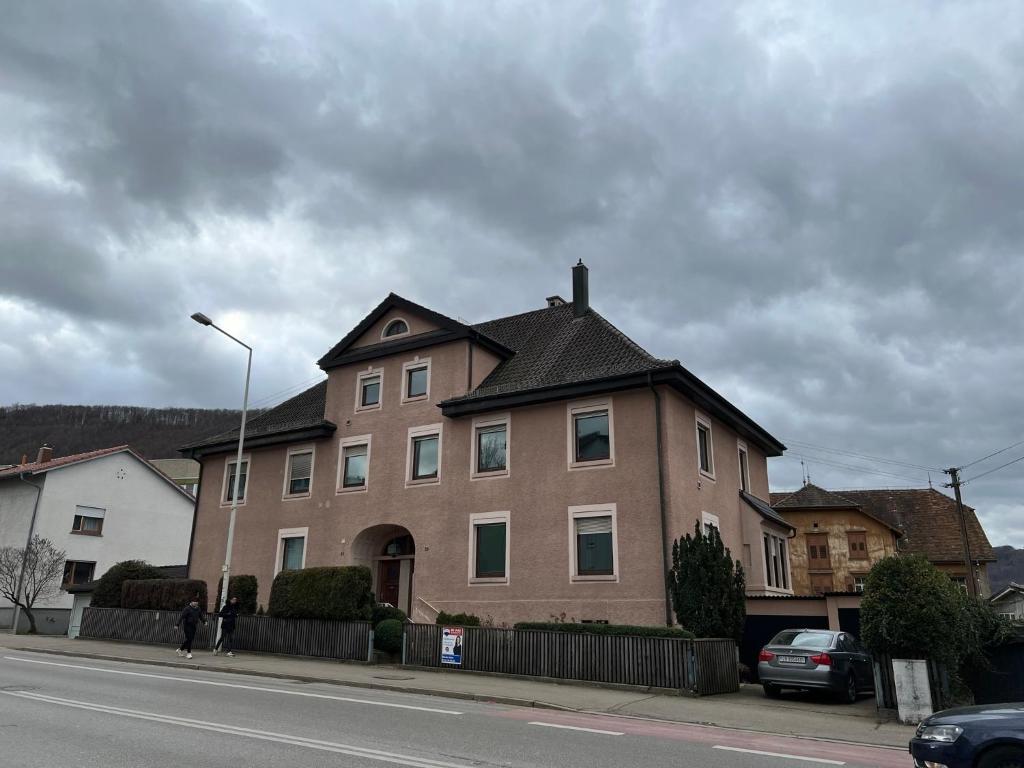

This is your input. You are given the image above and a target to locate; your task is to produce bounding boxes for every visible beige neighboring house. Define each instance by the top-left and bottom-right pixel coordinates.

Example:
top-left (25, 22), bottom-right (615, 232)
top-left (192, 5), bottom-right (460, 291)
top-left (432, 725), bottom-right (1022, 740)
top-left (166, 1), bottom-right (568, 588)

top-left (183, 263), bottom-right (789, 625)
top-left (150, 458), bottom-right (200, 497)
top-left (991, 583), bottom-right (1024, 620)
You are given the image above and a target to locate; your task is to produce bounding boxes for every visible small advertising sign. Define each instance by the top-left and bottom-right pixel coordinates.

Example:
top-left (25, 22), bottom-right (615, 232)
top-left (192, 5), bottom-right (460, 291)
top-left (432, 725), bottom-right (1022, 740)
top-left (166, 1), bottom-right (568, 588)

top-left (441, 626), bottom-right (464, 666)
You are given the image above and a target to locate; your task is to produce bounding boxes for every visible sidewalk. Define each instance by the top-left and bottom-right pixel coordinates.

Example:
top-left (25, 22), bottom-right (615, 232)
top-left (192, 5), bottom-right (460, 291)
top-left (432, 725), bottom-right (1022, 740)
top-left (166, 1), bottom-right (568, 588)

top-left (2, 634), bottom-right (913, 748)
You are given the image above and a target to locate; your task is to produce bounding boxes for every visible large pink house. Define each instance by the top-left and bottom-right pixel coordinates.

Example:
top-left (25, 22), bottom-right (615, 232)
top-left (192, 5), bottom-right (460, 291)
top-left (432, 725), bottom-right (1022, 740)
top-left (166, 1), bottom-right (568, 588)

top-left (184, 264), bottom-right (789, 625)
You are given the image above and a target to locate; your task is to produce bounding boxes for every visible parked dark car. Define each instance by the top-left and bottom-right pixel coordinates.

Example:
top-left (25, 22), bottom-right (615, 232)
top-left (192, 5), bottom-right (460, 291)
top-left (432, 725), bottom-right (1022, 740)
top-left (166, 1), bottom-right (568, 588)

top-left (757, 628), bottom-right (874, 703)
top-left (909, 704), bottom-right (1024, 768)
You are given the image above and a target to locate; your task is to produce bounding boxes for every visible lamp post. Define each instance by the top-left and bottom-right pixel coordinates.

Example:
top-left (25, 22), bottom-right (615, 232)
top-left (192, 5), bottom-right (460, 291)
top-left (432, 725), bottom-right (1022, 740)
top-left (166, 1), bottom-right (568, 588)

top-left (191, 312), bottom-right (251, 639)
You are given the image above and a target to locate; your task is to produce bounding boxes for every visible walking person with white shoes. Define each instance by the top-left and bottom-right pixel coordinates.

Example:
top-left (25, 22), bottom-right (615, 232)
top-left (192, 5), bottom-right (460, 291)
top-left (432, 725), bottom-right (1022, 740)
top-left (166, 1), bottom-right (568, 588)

top-left (213, 596), bottom-right (240, 657)
top-left (175, 598), bottom-right (207, 659)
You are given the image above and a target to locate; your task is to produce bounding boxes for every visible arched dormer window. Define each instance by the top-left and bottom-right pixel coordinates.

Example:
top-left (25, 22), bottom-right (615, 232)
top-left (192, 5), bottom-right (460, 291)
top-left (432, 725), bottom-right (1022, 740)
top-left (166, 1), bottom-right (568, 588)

top-left (382, 319), bottom-right (409, 338)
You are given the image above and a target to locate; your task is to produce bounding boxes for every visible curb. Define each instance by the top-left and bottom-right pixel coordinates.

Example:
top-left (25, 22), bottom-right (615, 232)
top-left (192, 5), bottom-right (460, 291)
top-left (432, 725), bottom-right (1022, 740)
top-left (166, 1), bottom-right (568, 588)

top-left (2, 645), bottom-right (574, 712)
top-left (3, 644), bottom-right (907, 751)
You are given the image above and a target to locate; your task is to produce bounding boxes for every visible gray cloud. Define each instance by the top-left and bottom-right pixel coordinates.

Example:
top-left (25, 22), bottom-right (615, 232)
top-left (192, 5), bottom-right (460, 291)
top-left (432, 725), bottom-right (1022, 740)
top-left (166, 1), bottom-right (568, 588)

top-left (2, 1), bottom-right (1023, 545)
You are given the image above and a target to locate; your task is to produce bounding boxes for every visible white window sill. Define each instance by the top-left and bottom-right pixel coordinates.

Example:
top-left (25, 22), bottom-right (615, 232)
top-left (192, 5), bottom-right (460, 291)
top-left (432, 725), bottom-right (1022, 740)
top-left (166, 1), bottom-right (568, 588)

top-left (336, 485), bottom-right (368, 495)
top-left (406, 477), bottom-right (440, 488)
top-left (220, 501), bottom-right (247, 508)
top-left (401, 395), bottom-right (429, 405)
top-left (569, 458), bottom-right (614, 471)
top-left (571, 574), bottom-right (618, 583)
top-left (469, 576), bottom-right (509, 586)
top-left (471, 469), bottom-right (509, 480)
top-left (699, 469), bottom-right (716, 482)
top-left (355, 404), bottom-right (381, 413)
top-left (282, 493), bottom-right (311, 502)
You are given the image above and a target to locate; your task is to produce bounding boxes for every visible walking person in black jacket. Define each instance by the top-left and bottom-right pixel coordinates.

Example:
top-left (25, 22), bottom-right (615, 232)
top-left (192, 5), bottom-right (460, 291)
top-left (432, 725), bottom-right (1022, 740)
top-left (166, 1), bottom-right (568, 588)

top-left (213, 596), bottom-right (240, 657)
top-left (175, 598), bottom-right (206, 659)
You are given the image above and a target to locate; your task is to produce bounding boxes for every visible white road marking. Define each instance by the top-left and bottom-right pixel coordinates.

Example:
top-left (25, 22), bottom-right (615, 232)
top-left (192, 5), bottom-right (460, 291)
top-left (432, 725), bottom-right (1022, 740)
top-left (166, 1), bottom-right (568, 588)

top-left (3, 690), bottom-right (471, 768)
top-left (527, 721), bottom-right (624, 736)
top-left (2, 655), bottom-right (461, 715)
top-left (713, 745), bottom-right (846, 765)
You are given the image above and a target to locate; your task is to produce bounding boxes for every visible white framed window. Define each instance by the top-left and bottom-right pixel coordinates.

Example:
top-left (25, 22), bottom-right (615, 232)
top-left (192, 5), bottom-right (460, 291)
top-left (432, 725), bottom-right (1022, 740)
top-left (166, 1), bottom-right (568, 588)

top-left (72, 506), bottom-right (105, 536)
top-left (401, 356), bottom-right (431, 403)
top-left (568, 504), bottom-right (619, 582)
top-left (275, 527), bottom-right (308, 575)
top-left (702, 511), bottom-right (721, 536)
top-left (471, 413), bottom-right (509, 479)
top-left (737, 441), bottom-right (750, 492)
top-left (853, 575), bottom-right (867, 593)
top-left (282, 446), bottom-right (315, 499)
top-left (355, 367), bottom-right (383, 412)
top-left (763, 530), bottom-right (790, 591)
top-left (336, 434), bottom-right (372, 493)
top-left (567, 399), bottom-right (615, 470)
top-left (221, 455), bottom-right (251, 506)
top-left (406, 423), bottom-right (442, 486)
top-left (382, 317), bottom-right (410, 340)
top-left (468, 511), bottom-right (510, 585)
top-left (695, 414), bottom-right (715, 479)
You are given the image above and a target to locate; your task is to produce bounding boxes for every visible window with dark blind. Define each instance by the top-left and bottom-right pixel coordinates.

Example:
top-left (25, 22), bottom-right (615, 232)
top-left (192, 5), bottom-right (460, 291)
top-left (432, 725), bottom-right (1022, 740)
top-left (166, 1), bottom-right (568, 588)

top-left (474, 522), bottom-right (507, 578)
top-left (575, 516), bottom-right (614, 576)
top-left (287, 451), bottom-right (313, 495)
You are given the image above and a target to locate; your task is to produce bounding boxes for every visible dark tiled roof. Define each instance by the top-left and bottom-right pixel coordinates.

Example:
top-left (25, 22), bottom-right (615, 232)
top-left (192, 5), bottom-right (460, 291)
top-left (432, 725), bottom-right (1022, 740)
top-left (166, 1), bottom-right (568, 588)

top-left (839, 488), bottom-right (995, 563)
top-left (770, 486), bottom-right (994, 563)
top-left (456, 303), bottom-right (675, 399)
top-left (0, 445), bottom-right (130, 479)
top-left (181, 381), bottom-right (333, 452)
top-left (741, 491), bottom-right (795, 530)
top-left (772, 483), bottom-right (860, 509)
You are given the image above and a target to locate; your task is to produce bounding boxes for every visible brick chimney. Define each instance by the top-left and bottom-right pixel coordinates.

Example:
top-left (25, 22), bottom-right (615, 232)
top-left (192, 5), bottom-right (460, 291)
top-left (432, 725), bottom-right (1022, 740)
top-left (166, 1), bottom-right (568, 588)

top-left (36, 444), bottom-right (53, 464)
top-left (572, 259), bottom-right (589, 317)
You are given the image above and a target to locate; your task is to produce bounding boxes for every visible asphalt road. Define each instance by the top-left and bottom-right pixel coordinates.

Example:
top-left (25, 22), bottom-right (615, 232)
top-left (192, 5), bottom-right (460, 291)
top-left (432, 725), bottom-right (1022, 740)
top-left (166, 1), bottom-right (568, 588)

top-left (0, 651), bottom-right (910, 768)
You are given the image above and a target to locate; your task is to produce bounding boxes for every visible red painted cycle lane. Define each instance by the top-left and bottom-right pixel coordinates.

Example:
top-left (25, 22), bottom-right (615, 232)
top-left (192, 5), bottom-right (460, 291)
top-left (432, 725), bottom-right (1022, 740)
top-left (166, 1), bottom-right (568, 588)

top-left (493, 708), bottom-right (910, 768)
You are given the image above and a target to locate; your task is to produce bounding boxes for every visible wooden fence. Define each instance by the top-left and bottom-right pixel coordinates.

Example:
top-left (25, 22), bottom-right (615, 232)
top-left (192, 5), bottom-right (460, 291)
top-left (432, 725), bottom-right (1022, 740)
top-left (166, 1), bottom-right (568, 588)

top-left (79, 608), bottom-right (372, 662)
top-left (403, 624), bottom-right (738, 695)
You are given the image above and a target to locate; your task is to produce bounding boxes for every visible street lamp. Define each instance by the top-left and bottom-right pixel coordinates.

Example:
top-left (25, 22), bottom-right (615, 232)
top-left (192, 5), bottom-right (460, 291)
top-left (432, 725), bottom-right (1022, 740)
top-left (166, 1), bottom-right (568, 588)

top-left (192, 312), bottom-right (251, 641)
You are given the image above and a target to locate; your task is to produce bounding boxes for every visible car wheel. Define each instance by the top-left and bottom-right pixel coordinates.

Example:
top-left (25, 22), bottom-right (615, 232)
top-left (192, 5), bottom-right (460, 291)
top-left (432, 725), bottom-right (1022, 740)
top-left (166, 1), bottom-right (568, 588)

top-left (763, 683), bottom-right (781, 699)
top-left (978, 746), bottom-right (1024, 768)
top-left (839, 673), bottom-right (857, 704)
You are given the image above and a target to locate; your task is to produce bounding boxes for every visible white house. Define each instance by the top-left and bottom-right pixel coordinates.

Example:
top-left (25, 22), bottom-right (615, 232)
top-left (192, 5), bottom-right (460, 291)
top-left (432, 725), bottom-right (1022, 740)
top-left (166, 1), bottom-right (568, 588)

top-left (0, 445), bottom-right (195, 635)
top-left (991, 583), bottom-right (1024, 621)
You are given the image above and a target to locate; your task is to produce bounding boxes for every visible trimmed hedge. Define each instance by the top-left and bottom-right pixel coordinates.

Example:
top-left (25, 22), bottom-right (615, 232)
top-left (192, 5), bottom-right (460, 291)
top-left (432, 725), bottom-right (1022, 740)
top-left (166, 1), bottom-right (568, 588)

top-left (513, 622), bottom-right (696, 639)
top-left (93, 560), bottom-right (165, 608)
top-left (268, 566), bottom-right (373, 622)
top-left (374, 619), bottom-right (404, 654)
top-left (122, 579), bottom-right (208, 611)
top-left (372, 604), bottom-right (407, 625)
top-left (216, 574), bottom-right (258, 615)
top-left (435, 611), bottom-right (481, 627)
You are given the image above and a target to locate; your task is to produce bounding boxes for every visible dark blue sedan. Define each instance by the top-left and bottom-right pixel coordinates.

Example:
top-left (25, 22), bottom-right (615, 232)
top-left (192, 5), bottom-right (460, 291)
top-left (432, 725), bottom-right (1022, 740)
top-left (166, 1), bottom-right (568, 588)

top-left (910, 703), bottom-right (1024, 768)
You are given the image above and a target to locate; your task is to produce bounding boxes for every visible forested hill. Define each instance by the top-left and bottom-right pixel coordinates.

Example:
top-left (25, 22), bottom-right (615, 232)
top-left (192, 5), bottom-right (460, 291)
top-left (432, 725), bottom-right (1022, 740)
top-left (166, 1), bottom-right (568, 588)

top-left (0, 404), bottom-right (247, 463)
top-left (990, 545), bottom-right (1024, 594)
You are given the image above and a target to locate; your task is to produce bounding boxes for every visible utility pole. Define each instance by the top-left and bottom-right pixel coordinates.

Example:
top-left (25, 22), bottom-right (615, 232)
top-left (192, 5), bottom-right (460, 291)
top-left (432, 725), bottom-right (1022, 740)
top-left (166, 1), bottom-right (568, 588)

top-left (944, 467), bottom-right (978, 597)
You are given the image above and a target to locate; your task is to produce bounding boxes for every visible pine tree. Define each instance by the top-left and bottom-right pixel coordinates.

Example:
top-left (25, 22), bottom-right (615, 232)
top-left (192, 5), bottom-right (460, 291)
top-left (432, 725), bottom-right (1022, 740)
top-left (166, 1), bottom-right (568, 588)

top-left (668, 522), bottom-right (746, 641)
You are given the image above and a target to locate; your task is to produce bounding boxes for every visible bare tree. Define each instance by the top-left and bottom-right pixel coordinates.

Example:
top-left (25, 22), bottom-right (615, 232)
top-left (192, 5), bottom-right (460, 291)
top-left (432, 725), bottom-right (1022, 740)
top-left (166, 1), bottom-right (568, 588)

top-left (0, 536), bottom-right (67, 634)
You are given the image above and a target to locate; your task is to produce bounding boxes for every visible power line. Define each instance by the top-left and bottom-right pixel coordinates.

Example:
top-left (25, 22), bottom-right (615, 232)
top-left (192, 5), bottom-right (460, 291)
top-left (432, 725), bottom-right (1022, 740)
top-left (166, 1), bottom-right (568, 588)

top-left (782, 438), bottom-right (940, 472)
top-left (963, 453), bottom-right (1024, 484)
top-left (960, 439), bottom-right (1024, 471)
top-left (783, 453), bottom-right (927, 484)
top-left (247, 375), bottom-right (326, 409)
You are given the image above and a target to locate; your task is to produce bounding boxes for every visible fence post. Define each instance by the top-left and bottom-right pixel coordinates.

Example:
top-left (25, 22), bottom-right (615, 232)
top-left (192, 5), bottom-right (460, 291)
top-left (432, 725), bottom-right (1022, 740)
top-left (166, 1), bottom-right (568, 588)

top-left (367, 629), bottom-right (375, 663)
top-left (401, 627), bottom-right (407, 665)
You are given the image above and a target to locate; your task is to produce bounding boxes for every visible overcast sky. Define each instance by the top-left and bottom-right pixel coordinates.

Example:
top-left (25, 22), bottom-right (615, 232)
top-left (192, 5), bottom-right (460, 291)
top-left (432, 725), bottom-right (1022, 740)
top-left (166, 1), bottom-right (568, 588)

top-left (2, 2), bottom-right (1023, 545)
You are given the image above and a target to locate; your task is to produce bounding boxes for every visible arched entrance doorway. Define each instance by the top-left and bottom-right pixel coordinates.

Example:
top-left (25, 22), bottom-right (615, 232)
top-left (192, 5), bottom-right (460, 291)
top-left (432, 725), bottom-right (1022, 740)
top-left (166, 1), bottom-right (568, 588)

top-left (351, 525), bottom-right (415, 614)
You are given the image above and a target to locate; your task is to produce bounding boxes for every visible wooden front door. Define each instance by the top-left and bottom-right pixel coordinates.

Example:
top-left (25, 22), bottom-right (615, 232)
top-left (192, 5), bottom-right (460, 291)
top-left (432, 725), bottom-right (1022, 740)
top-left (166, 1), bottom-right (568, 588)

top-left (378, 560), bottom-right (402, 606)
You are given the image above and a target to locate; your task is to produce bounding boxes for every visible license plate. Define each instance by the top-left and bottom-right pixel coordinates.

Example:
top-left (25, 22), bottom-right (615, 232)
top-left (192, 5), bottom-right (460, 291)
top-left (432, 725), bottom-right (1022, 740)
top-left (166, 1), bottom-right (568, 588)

top-left (778, 655), bottom-right (805, 664)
